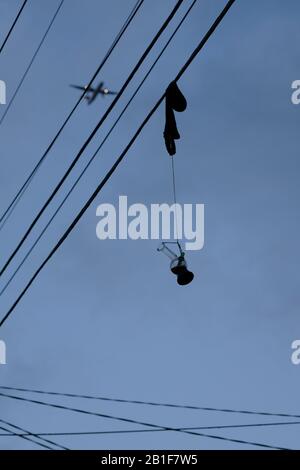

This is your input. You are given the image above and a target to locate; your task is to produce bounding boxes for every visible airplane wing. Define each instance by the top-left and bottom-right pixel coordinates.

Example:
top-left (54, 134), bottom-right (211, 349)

top-left (70, 84), bottom-right (95, 92)
top-left (106, 90), bottom-right (118, 95)
top-left (96, 81), bottom-right (104, 92)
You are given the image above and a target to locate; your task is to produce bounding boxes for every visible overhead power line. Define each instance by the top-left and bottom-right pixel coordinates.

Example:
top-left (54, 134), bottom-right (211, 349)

top-left (0, 0), bottom-right (184, 279)
top-left (0, 416), bottom-right (67, 450)
top-left (0, 391), bottom-right (288, 450)
top-left (0, 0), bottom-right (28, 55)
top-left (0, 0), bottom-right (65, 128)
top-left (1, 385), bottom-right (299, 421)
top-left (0, 0), bottom-right (198, 297)
top-left (0, 420), bottom-right (299, 437)
top-left (0, 0), bottom-right (145, 233)
top-left (0, 423), bottom-right (54, 450)
top-left (0, 0), bottom-right (236, 327)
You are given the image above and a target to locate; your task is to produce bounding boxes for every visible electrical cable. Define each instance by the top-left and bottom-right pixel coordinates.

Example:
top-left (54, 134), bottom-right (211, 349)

top-left (0, 385), bottom-right (299, 421)
top-left (0, 391), bottom-right (288, 450)
top-left (0, 0), bottom-right (65, 127)
top-left (0, 417), bottom-right (67, 450)
top-left (0, 0), bottom-right (28, 55)
top-left (0, 419), bottom-right (299, 437)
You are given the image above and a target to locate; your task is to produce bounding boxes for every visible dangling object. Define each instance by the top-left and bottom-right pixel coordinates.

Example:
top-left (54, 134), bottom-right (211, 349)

top-left (157, 242), bottom-right (194, 286)
top-left (163, 81), bottom-right (187, 156)
top-left (170, 255), bottom-right (194, 286)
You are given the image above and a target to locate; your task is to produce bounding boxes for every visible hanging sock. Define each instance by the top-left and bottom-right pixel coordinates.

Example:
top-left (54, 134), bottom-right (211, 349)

top-left (163, 81), bottom-right (187, 156)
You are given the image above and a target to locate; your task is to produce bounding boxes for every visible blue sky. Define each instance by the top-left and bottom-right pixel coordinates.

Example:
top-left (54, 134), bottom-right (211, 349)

top-left (0, 0), bottom-right (299, 450)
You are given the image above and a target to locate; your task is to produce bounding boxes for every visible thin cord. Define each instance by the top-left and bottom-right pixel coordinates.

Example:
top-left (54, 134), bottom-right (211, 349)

top-left (0, 0), bottom-right (184, 279)
top-left (0, 0), bottom-right (236, 326)
top-left (0, 0), bottom-right (65, 128)
top-left (0, 417), bottom-right (67, 450)
top-left (0, 0), bottom-right (144, 232)
top-left (171, 156), bottom-right (180, 242)
top-left (0, 0), bottom-right (28, 55)
top-left (0, 0), bottom-right (198, 297)
top-left (0, 391), bottom-right (288, 450)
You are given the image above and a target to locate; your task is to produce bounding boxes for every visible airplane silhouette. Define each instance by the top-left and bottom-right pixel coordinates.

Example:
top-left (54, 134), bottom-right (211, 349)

top-left (70, 81), bottom-right (118, 104)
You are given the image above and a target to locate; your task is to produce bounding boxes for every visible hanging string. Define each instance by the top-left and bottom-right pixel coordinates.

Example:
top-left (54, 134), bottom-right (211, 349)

top-left (171, 156), bottom-right (180, 245)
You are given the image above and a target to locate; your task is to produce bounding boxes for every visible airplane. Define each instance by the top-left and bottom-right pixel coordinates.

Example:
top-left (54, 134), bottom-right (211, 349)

top-left (70, 81), bottom-right (118, 104)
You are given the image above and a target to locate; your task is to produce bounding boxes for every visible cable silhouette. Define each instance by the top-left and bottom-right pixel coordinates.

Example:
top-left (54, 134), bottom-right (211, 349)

top-left (0, 423), bottom-right (54, 450)
top-left (0, 417), bottom-right (67, 450)
top-left (0, 419), bottom-right (299, 437)
top-left (0, 385), bottom-right (299, 421)
top-left (0, 0), bottom-right (236, 326)
top-left (0, 0), bottom-right (198, 297)
top-left (0, 0), bottom-right (65, 128)
top-left (0, 0), bottom-right (144, 233)
top-left (0, 391), bottom-right (288, 450)
top-left (0, 0), bottom-right (184, 279)
top-left (0, 0), bottom-right (28, 55)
